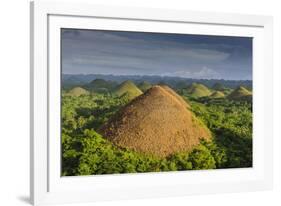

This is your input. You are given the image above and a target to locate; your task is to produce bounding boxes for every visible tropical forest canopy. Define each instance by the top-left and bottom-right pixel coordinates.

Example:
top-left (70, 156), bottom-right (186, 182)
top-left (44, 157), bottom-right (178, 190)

top-left (62, 74), bottom-right (252, 176)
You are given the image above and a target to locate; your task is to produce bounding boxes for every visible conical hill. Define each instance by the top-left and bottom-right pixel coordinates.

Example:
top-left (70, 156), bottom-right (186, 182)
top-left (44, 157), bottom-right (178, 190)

top-left (186, 83), bottom-right (211, 98)
top-left (100, 85), bottom-right (211, 158)
top-left (113, 80), bottom-right (143, 99)
top-left (210, 91), bottom-right (225, 98)
top-left (67, 87), bottom-right (89, 97)
top-left (228, 86), bottom-right (252, 100)
top-left (84, 79), bottom-right (116, 93)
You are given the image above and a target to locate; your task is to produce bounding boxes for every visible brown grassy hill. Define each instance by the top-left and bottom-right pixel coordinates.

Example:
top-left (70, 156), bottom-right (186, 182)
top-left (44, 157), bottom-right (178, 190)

top-left (100, 85), bottom-right (211, 158)
top-left (160, 85), bottom-right (190, 109)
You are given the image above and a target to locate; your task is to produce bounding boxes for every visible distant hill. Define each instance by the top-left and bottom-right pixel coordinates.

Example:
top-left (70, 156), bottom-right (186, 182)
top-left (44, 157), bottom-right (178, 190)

top-left (83, 79), bottom-right (117, 93)
top-left (186, 83), bottom-right (212, 98)
top-left (113, 80), bottom-right (143, 99)
top-left (228, 86), bottom-right (252, 101)
top-left (210, 91), bottom-right (225, 98)
top-left (138, 81), bottom-right (152, 92)
top-left (175, 80), bottom-right (189, 89)
top-left (100, 85), bottom-right (211, 158)
top-left (157, 81), bottom-right (168, 86)
top-left (67, 87), bottom-right (89, 97)
top-left (62, 74), bottom-right (252, 90)
top-left (212, 82), bottom-right (225, 91)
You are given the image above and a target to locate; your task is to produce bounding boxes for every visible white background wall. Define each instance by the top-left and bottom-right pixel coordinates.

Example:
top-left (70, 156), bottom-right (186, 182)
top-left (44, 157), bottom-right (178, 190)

top-left (0, 0), bottom-right (280, 205)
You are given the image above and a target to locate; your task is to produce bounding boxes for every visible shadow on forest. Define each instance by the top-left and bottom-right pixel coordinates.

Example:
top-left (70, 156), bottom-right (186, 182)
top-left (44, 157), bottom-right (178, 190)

top-left (213, 127), bottom-right (252, 168)
top-left (75, 105), bottom-right (122, 130)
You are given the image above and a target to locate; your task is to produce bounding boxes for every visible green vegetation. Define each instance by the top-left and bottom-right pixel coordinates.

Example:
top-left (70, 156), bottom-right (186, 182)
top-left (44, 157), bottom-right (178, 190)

top-left (190, 98), bottom-right (252, 168)
top-left (212, 82), bottom-right (225, 91)
top-left (113, 80), bottom-right (143, 99)
top-left (62, 81), bottom-right (252, 176)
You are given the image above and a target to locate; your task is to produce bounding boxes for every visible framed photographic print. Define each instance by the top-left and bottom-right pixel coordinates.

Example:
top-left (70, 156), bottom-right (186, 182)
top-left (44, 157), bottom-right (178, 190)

top-left (30, 0), bottom-right (273, 205)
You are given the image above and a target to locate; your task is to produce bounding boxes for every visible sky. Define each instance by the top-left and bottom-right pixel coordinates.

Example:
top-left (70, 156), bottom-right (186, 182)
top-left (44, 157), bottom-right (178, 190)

top-left (61, 29), bottom-right (252, 80)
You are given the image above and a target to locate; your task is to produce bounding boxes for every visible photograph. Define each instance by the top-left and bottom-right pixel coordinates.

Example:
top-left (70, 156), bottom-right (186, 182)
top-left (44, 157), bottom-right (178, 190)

top-left (61, 28), bottom-right (253, 176)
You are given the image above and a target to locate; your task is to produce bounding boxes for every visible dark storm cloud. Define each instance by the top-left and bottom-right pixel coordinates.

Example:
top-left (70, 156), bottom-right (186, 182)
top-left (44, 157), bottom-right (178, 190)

top-left (61, 29), bottom-right (252, 80)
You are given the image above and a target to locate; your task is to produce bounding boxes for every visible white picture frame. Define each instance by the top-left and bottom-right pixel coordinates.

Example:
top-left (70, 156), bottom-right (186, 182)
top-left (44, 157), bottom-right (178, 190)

top-left (30, 0), bottom-right (273, 205)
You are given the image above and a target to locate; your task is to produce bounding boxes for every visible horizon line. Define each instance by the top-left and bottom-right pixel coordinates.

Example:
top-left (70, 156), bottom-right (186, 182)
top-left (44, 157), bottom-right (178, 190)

top-left (62, 73), bottom-right (252, 81)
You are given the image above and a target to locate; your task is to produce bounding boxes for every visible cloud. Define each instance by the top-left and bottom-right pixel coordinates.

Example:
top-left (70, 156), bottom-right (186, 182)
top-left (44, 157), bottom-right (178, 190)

top-left (62, 30), bottom-right (230, 63)
top-left (163, 66), bottom-right (219, 79)
top-left (61, 29), bottom-right (252, 80)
